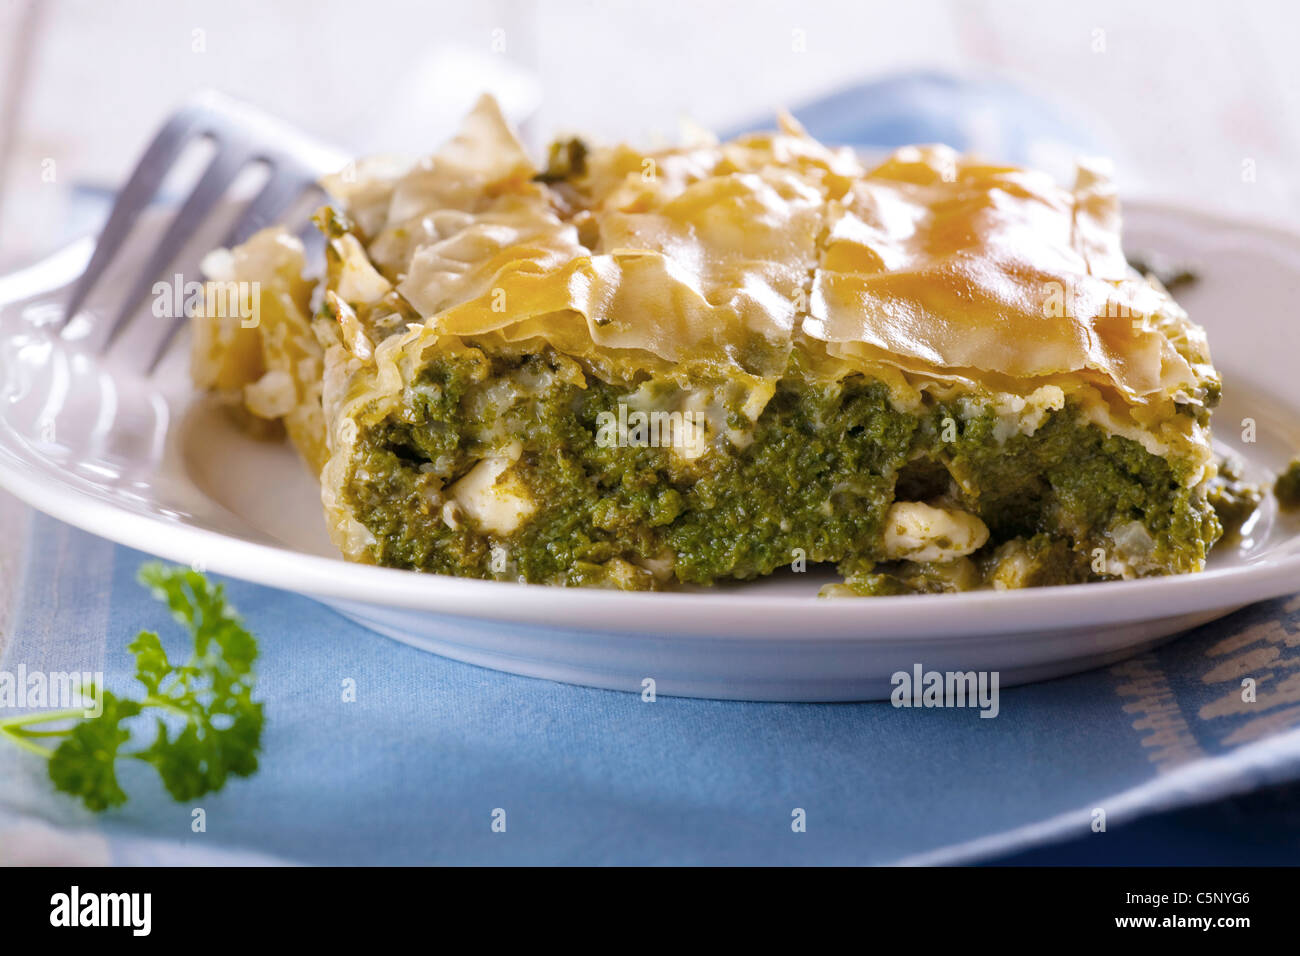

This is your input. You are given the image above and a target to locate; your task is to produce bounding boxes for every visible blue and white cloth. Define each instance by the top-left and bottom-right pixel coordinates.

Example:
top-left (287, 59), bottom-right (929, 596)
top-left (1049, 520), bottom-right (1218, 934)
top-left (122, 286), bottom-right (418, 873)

top-left (3, 516), bottom-right (1299, 865)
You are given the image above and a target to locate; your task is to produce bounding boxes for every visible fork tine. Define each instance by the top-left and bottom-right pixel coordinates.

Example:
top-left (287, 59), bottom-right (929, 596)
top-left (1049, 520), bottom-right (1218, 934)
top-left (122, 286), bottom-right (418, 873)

top-left (145, 178), bottom-right (325, 372)
top-left (63, 90), bottom-right (349, 375)
top-left (58, 107), bottom-right (210, 330)
top-left (100, 147), bottom-right (249, 352)
top-left (220, 168), bottom-right (310, 249)
top-left (145, 313), bottom-right (195, 374)
top-left (147, 180), bottom-right (327, 373)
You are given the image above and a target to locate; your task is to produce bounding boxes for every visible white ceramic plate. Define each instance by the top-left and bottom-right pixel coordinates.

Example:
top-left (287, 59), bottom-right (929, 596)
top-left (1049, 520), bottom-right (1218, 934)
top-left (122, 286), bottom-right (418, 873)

top-left (1, 202), bottom-right (1298, 700)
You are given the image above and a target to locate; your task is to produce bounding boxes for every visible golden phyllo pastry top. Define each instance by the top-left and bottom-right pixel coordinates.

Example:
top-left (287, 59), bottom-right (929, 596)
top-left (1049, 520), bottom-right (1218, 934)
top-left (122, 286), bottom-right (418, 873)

top-left (323, 95), bottom-right (1214, 414)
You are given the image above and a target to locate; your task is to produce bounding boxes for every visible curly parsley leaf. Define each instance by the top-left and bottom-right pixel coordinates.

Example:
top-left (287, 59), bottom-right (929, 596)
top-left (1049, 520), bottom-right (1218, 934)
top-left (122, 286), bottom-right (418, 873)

top-left (129, 631), bottom-right (169, 696)
top-left (0, 563), bottom-right (264, 812)
top-left (46, 691), bottom-right (140, 812)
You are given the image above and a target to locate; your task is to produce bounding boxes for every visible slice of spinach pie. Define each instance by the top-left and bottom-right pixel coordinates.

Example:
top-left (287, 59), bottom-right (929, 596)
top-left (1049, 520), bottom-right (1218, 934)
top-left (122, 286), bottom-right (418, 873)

top-left (191, 95), bottom-right (1232, 594)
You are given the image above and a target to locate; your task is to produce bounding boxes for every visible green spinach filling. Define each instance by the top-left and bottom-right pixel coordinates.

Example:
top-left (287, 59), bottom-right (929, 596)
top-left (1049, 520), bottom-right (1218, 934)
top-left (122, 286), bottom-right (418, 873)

top-left (1275, 458), bottom-right (1300, 512)
top-left (342, 347), bottom-right (1221, 591)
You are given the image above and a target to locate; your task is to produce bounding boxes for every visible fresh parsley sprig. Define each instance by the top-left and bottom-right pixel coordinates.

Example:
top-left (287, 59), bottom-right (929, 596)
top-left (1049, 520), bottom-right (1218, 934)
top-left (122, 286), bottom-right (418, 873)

top-left (0, 563), bottom-right (264, 811)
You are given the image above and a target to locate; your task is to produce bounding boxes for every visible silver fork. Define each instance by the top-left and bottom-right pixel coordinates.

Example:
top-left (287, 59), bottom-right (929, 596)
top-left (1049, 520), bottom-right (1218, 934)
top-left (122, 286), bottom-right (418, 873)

top-left (58, 90), bottom-right (349, 370)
